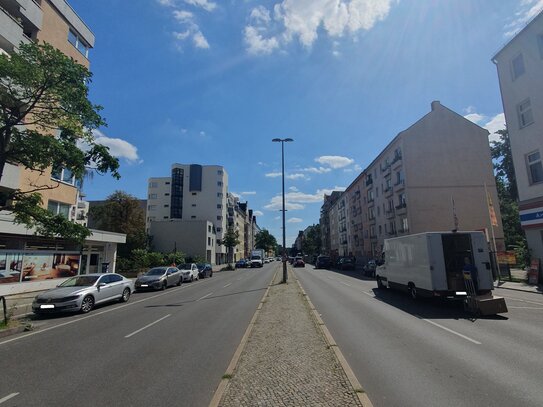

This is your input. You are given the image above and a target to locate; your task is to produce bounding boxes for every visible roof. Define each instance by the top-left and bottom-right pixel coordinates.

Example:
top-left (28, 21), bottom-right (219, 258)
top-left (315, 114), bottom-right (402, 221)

top-left (492, 10), bottom-right (543, 61)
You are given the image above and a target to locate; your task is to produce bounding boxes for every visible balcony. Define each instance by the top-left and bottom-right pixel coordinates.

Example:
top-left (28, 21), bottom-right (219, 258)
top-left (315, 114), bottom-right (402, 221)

top-left (394, 179), bottom-right (405, 192)
top-left (366, 178), bottom-right (373, 187)
top-left (387, 230), bottom-right (397, 237)
top-left (391, 154), bottom-right (402, 170)
top-left (395, 203), bottom-right (407, 215)
top-left (381, 164), bottom-right (391, 176)
top-left (386, 210), bottom-right (395, 219)
top-left (384, 187), bottom-right (393, 198)
top-left (0, 6), bottom-right (31, 50)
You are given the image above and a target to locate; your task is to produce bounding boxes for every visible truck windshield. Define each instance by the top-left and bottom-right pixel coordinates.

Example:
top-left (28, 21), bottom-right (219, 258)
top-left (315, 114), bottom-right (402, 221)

top-left (251, 256), bottom-right (261, 260)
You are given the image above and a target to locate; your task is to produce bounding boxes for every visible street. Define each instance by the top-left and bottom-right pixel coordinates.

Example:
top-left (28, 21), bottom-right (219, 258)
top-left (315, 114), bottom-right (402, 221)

top-left (0, 265), bottom-right (275, 407)
top-left (295, 266), bottom-right (543, 407)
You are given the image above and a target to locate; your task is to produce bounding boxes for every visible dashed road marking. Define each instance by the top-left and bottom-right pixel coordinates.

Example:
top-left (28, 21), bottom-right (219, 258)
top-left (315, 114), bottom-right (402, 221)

top-left (197, 292), bottom-right (214, 302)
top-left (223, 283), bottom-right (232, 288)
top-left (125, 314), bottom-right (171, 339)
top-left (0, 393), bottom-right (19, 404)
top-left (417, 316), bottom-right (482, 345)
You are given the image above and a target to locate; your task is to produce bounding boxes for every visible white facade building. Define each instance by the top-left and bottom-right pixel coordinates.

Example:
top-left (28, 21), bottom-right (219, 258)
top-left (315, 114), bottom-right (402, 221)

top-left (493, 11), bottom-right (543, 279)
top-left (147, 164), bottom-right (228, 264)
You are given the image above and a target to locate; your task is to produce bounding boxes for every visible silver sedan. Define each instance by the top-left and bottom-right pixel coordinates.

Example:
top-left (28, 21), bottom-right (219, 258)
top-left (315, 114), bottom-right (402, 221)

top-left (32, 273), bottom-right (134, 315)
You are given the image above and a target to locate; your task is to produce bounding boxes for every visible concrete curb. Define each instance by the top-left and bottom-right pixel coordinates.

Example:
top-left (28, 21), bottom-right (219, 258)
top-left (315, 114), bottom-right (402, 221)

top-left (208, 266), bottom-right (279, 407)
top-left (293, 270), bottom-right (374, 407)
top-left (495, 285), bottom-right (542, 295)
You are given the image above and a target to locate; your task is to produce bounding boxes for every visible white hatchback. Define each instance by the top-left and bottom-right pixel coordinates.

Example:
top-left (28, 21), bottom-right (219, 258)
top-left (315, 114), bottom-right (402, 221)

top-left (178, 263), bottom-right (200, 282)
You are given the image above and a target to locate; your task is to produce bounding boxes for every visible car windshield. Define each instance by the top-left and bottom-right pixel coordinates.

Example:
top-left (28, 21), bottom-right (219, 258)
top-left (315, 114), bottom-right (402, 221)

top-left (197, 264), bottom-right (205, 270)
top-left (59, 276), bottom-right (99, 287)
top-left (179, 264), bottom-right (193, 270)
top-left (146, 268), bottom-right (167, 276)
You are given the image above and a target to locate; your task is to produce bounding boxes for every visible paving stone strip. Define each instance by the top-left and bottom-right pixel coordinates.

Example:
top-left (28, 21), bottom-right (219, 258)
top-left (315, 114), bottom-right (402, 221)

top-left (218, 266), bottom-right (364, 407)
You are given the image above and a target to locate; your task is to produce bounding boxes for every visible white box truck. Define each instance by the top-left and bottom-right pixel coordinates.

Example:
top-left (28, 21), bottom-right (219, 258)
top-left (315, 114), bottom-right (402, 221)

top-left (376, 231), bottom-right (494, 299)
top-left (250, 249), bottom-right (265, 268)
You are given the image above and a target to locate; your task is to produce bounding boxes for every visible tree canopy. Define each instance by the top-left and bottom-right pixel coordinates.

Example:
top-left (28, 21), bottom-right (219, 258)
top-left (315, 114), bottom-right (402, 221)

top-left (301, 224), bottom-right (321, 257)
top-left (255, 229), bottom-right (277, 253)
top-left (89, 191), bottom-right (147, 258)
top-left (0, 42), bottom-right (120, 243)
top-left (221, 225), bottom-right (240, 264)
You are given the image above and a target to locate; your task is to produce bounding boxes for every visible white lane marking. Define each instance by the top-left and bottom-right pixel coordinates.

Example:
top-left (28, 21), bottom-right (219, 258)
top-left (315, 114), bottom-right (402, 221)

top-left (223, 283), bottom-right (232, 288)
top-left (340, 281), bottom-right (352, 287)
top-left (125, 314), bottom-right (171, 339)
top-left (197, 292), bottom-right (214, 302)
top-left (362, 291), bottom-right (375, 298)
top-left (508, 306), bottom-right (543, 310)
top-left (0, 284), bottom-right (199, 347)
top-left (417, 316), bottom-right (482, 345)
top-left (500, 296), bottom-right (543, 306)
top-left (0, 393), bottom-right (19, 404)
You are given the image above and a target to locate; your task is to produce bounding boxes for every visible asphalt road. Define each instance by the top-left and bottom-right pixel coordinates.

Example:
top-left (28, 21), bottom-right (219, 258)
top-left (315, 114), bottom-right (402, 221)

top-left (295, 266), bottom-right (543, 407)
top-left (0, 264), bottom-right (276, 407)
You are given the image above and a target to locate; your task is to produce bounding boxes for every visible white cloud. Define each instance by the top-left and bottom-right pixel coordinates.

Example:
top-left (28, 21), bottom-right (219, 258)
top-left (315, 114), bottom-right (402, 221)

top-left (244, 26), bottom-right (280, 55)
top-left (274, 216), bottom-right (281, 220)
top-left (265, 172), bottom-right (282, 178)
top-left (193, 31), bottom-right (210, 48)
top-left (289, 186), bottom-right (299, 192)
top-left (157, 0), bottom-right (175, 6)
top-left (264, 196), bottom-right (305, 211)
top-left (173, 9), bottom-right (194, 22)
top-left (463, 110), bottom-right (506, 143)
top-left (184, 0), bottom-right (216, 12)
top-left (504, 0), bottom-right (543, 37)
top-left (317, 186), bottom-right (346, 196)
top-left (244, 0), bottom-right (393, 54)
top-left (254, 210), bottom-right (264, 217)
top-left (241, 191), bottom-right (257, 195)
top-left (315, 155), bottom-right (354, 169)
top-left (287, 217), bottom-right (303, 223)
top-left (91, 129), bottom-right (141, 164)
top-left (301, 166), bottom-right (332, 174)
top-left (286, 173), bottom-right (308, 180)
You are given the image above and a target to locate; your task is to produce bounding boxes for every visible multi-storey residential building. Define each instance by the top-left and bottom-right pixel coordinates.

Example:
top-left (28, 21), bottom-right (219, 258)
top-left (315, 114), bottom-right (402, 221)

top-left (147, 164), bottom-right (229, 264)
top-left (226, 193), bottom-right (255, 261)
top-left (493, 11), bottom-right (543, 280)
top-left (322, 101), bottom-right (504, 264)
top-left (319, 191), bottom-right (342, 256)
top-left (0, 1), bottom-right (126, 294)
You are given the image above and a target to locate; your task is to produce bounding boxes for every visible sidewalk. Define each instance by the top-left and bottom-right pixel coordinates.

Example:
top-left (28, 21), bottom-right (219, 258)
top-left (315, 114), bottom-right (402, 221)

top-left (215, 266), bottom-right (367, 407)
top-left (495, 280), bottom-right (543, 294)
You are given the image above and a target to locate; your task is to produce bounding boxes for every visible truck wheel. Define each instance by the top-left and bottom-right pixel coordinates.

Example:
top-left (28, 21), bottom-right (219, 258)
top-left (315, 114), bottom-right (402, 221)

top-left (409, 285), bottom-right (418, 300)
top-left (376, 277), bottom-right (384, 289)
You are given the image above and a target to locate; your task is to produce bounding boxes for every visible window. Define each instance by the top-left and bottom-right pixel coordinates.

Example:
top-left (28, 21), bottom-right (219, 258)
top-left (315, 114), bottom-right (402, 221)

top-left (208, 225), bottom-right (212, 232)
top-left (164, 204), bottom-right (169, 208)
top-left (367, 190), bottom-right (374, 202)
top-left (148, 205), bottom-right (156, 211)
top-left (216, 227), bottom-right (222, 232)
top-left (217, 204), bottom-right (222, 209)
top-left (217, 181), bottom-right (223, 187)
top-left (402, 218), bottom-right (409, 232)
top-left (217, 216), bottom-right (222, 220)
top-left (149, 194), bottom-right (157, 199)
top-left (538, 33), bottom-right (543, 59)
top-left (527, 151), bottom-right (543, 184)
top-left (149, 182), bottom-right (158, 188)
top-left (51, 167), bottom-right (75, 185)
top-left (165, 193), bottom-right (170, 196)
top-left (67, 29), bottom-right (89, 57)
top-left (48, 201), bottom-right (70, 218)
top-left (511, 53), bottom-right (525, 80)
top-left (191, 216), bottom-right (196, 219)
top-left (518, 99), bottom-right (534, 128)
top-left (192, 204), bottom-right (196, 207)
top-left (218, 170), bottom-right (223, 175)
top-left (163, 216), bottom-right (169, 219)
top-left (165, 182), bottom-right (170, 185)
top-left (208, 237), bottom-right (211, 246)
top-left (192, 192), bottom-right (197, 196)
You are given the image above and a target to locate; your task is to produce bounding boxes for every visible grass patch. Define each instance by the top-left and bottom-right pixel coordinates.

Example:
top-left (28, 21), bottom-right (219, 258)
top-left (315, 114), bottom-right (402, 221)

top-left (222, 374), bottom-right (233, 380)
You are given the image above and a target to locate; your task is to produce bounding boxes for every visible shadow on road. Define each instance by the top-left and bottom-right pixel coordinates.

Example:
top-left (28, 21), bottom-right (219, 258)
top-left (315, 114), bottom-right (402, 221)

top-left (143, 287), bottom-right (267, 308)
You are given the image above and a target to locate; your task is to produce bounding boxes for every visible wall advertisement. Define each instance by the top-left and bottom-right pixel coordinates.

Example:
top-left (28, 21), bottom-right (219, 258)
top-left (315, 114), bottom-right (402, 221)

top-left (0, 252), bottom-right (81, 285)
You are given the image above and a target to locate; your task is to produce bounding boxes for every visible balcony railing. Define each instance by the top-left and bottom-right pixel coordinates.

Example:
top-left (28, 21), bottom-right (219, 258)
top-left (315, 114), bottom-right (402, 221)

top-left (366, 178), bottom-right (373, 187)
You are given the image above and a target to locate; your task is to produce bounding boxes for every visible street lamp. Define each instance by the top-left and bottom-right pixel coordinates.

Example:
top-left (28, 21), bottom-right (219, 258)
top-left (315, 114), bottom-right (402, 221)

top-left (272, 137), bottom-right (293, 283)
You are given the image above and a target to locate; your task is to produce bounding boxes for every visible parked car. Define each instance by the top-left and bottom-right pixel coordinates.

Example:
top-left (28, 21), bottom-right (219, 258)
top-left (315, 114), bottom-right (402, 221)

top-left (363, 260), bottom-right (377, 277)
top-left (178, 263), bottom-right (199, 282)
top-left (197, 263), bottom-right (213, 278)
top-left (338, 257), bottom-right (356, 271)
top-left (32, 273), bottom-right (133, 315)
top-left (315, 255), bottom-right (331, 269)
top-left (293, 257), bottom-right (305, 267)
top-left (235, 259), bottom-right (248, 268)
top-left (135, 267), bottom-right (182, 291)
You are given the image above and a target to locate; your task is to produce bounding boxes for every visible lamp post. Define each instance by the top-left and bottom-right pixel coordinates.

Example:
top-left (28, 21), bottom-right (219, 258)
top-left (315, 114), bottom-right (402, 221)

top-left (272, 138), bottom-right (293, 283)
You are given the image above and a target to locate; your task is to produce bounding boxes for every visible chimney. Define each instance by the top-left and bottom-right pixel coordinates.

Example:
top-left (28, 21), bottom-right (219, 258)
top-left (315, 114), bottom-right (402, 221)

top-left (431, 100), bottom-right (440, 111)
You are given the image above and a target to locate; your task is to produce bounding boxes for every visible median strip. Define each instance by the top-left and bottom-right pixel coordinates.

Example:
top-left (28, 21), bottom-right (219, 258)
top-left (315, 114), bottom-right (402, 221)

top-left (125, 314), bottom-right (171, 339)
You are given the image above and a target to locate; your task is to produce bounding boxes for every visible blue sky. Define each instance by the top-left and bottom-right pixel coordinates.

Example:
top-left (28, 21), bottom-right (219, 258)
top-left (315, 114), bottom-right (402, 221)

top-left (70, 0), bottom-right (542, 246)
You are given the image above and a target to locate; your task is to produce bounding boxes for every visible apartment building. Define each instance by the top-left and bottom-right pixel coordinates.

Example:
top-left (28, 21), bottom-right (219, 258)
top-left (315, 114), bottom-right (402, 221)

top-left (319, 191), bottom-right (342, 256)
top-left (322, 101), bottom-right (504, 263)
top-left (147, 164), bottom-right (229, 264)
top-left (493, 11), bottom-right (543, 280)
top-left (0, 1), bottom-right (126, 294)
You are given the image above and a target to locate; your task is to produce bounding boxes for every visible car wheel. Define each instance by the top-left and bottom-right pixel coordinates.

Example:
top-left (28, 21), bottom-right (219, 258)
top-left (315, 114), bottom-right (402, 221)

top-left (190, 276), bottom-right (193, 282)
top-left (161, 281), bottom-right (167, 290)
top-left (177, 278), bottom-right (181, 286)
top-left (120, 287), bottom-right (131, 302)
top-left (80, 295), bottom-right (94, 313)
top-left (210, 272), bottom-right (213, 277)
top-left (376, 277), bottom-right (384, 289)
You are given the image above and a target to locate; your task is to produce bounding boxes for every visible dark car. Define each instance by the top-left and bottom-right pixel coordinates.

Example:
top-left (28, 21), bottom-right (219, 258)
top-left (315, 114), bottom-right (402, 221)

top-left (315, 255), bottom-right (331, 269)
top-left (293, 257), bottom-right (305, 267)
top-left (235, 259), bottom-right (248, 268)
top-left (197, 263), bottom-right (213, 278)
top-left (338, 257), bottom-right (355, 271)
top-left (135, 267), bottom-right (182, 291)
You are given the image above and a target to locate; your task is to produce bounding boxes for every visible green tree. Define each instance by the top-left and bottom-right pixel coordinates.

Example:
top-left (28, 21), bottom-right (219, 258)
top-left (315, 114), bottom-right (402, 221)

top-left (490, 129), bottom-right (529, 265)
top-left (89, 191), bottom-right (147, 258)
top-left (221, 225), bottom-right (240, 266)
top-left (302, 224), bottom-right (321, 258)
top-left (255, 229), bottom-right (277, 254)
top-left (0, 42), bottom-right (120, 243)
